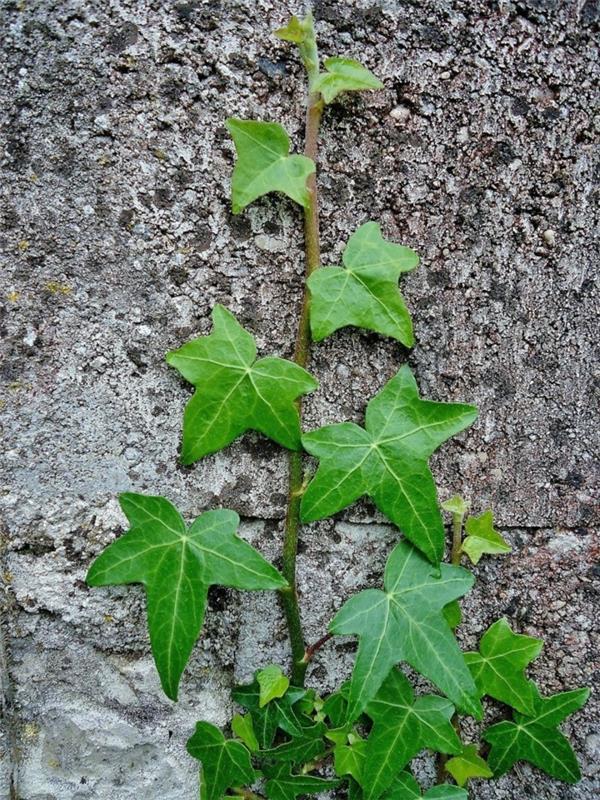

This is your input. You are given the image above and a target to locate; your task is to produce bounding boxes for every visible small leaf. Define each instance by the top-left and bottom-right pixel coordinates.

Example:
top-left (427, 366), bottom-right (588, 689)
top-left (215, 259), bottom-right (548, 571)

top-left (443, 600), bottom-right (462, 630)
top-left (313, 57), bottom-right (384, 104)
top-left (226, 118), bottom-right (315, 213)
top-left (329, 541), bottom-right (482, 722)
top-left (231, 713), bottom-right (259, 752)
top-left (334, 736), bottom-right (367, 782)
top-left (461, 509), bottom-right (511, 564)
top-left (264, 763), bottom-right (338, 800)
top-left (307, 221), bottom-right (418, 346)
top-left (166, 305), bottom-right (317, 464)
top-left (258, 665), bottom-right (290, 707)
top-left (186, 721), bottom-right (255, 800)
top-left (260, 721), bottom-right (327, 762)
top-left (233, 678), bottom-right (307, 749)
top-left (362, 668), bottom-right (461, 800)
top-left (441, 495), bottom-right (469, 516)
top-left (322, 684), bottom-right (350, 727)
top-left (445, 745), bottom-right (493, 787)
top-left (465, 618), bottom-right (542, 714)
top-left (301, 365), bottom-right (478, 564)
top-left (87, 494), bottom-right (286, 700)
top-left (484, 687), bottom-right (590, 784)
top-left (274, 15), bottom-right (306, 43)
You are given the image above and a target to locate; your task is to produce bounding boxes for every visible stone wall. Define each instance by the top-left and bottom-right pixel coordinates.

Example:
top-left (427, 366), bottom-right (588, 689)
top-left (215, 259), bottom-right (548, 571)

top-left (1, 1), bottom-right (598, 798)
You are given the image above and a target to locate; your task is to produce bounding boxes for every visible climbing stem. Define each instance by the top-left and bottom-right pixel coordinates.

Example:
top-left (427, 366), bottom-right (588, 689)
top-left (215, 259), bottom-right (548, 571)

top-left (280, 21), bottom-right (324, 687)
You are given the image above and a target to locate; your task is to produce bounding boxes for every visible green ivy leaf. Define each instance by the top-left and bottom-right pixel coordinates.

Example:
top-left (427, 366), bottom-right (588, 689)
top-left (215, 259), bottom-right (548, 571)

top-left (233, 678), bottom-right (307, 749)
top-left (329, 540), bottom-right (482, 722)
top-left (186, 721), bottom-right (255, 800)
top-left (166, 305), bottom-right (318, 464)
top-left (226, 118), bottom-right (315, 213)
top-left (231, 713), bottom-right (259, 752)
top-left (260, 721), bottom-right (327, 762)
top-left (307, 221), bottom-right (418, 345)
top-left (301, 365), bottom-right (477, 563)
top-left (313, 57), bottom-right (384, 103)
top-left (86, 494), bottom-right (286, 700)
top-left (484, 687), bottom-right (590, 784)
top-left (445, 745), bottom-right (493, 787)
top-left (441, 495), bottom-right (469, 516)
top-left (465, 618), bottom-right (542, 714)
top-left (334, 736), bottom-right (367, 783)
top-left (443, 600), bottom-right (462, 630)
top-left (362, 668), bottom-right (462, 800)
top-left (274, 15), bottom-right (306, 43)
top-left (258, 665), bottom-right (290, 707)
top-left (264, 763), bottom-right (338, 800)
top-left (461, 510), bottom-right (511, 564)
top-left (383, 772), bottom-right (467, 800)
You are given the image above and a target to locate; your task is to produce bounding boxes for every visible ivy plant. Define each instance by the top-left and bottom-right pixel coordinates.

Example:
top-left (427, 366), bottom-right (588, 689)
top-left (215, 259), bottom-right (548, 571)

top-left (86, 10), bottom-right (588, 800)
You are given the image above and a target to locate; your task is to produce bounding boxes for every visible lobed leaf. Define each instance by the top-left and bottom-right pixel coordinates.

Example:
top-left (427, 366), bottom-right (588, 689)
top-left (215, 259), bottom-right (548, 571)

top-left (313, 57), bottom-right (384, 103)
top-left (444, 744), bottom-right (492, 787)
top-left (461, 509), bottom-right (511, 564)
top-left (233, 677), bottom-right (308, 749)
top-left (329, 540), bottom-right (482, 722)
top-left (307, 221), bottom-right (418, 346)
top-left (167, 305), bottom-right (317, 464)
top-left (301, 365), bottom-right (477, 563)
top-left (264, 763), bottom-right (339, 800)
top-left (187, 721), bottom-right (255, 800)
top-left (260, 721), bottom-right (328, 762)
top-left (227, 118), bottom-right (315, 213)
top-left (86, 493), bottom-right (286, 700)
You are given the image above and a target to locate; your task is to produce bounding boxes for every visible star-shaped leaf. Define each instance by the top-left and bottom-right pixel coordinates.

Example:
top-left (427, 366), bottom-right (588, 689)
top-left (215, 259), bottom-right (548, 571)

top-left (264, 764), bottom-right (339, 800)
top-left (258, 664), bottom-right (290, 707)
top-left (313, 57), bottom-right (384, 104)
top-left (461, 510), bottom-right (511, 564)
top-left (226, 118), bottom-right (315, 213)
top-left (383, 772), bottom-right (467, 800)
top-left (329, 540), bottom-right (482, 723)
top-left (484, 687), bottom-right (590, 784)
top-left (301, 365), bottom-right (477, 563)
top-left (187, 721), bottom-right (255, 800)
top-left (86, 493), bottom-right (286, 700)
top-left (334, 735), bottom-right (367, 783)
top-left (166, 305), bottom-right (318, 464)
top-left (445, 745), bottom-right (492, 787)
top-left (362, 668), bottom-right (461, 800)
top-left (260, 721), bottom-right (327, 763)
top-left (465, 618), bottom-right (542, 714)
top-left (307, 222), bottom-right (419, 346)
top-left (233, 678), bottom-right (307, 749)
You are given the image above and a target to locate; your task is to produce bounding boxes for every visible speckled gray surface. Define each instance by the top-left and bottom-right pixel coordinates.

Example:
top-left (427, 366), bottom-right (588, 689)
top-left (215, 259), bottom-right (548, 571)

top-left (0, 0), bottom-right (598, 798)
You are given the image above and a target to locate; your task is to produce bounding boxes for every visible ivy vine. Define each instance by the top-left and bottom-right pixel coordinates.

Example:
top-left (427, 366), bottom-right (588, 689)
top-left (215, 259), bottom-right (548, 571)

top-left (86, 12), bottom-right (589, 799)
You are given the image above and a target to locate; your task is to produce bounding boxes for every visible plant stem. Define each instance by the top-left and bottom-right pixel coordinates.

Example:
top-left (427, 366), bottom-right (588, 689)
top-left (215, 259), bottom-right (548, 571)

top-left (280, 21), bottom-right (324, 687)
top-left (302, 631), bottom-right (333, 665)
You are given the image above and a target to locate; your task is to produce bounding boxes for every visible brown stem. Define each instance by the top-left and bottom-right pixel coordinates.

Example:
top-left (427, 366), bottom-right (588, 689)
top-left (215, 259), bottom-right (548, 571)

top-left (302, 631), bottom-right (333, 664)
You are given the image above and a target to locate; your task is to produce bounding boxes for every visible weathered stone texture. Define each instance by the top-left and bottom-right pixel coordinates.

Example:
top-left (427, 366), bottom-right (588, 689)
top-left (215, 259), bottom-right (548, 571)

top-left (0, 0), bottom-right (598, 798)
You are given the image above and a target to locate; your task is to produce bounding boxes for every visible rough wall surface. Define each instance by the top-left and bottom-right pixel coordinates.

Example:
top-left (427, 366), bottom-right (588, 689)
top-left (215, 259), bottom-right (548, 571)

top-left (1, 0), bottom-right (598, 798)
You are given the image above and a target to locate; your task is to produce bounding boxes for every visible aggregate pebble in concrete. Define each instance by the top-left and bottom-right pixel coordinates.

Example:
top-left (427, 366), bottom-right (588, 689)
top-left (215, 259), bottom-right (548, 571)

top-left (1, 1), bottom-right (598, 798)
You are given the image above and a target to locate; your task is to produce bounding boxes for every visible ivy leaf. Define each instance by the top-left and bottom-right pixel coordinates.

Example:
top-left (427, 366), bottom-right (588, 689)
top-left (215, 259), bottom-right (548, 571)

top-left (461, 510), bottom-right (511, 564)
top-left (231, 713), bottom-right (259, 752)
top-left (484, 688), bottom-right (590, 784)
top-left (313, 57), bottom-right (384, 104)
top-left (86, 493), bottom-right (286, 700)
top-left (443, 600), bottom-right (462, 630)
top-left (362, 668), bottom-right (462, 800)
top-left (233, 678), bottom-right (307, 749)
top-left (383, 772), bottom-right (467, 800)
top-left (264, 764), bottom-right (338, 800)
top-left (441, 495), bottom-right (469, 516)
top-left (258, 665), bottom-right (290, 707)
top-left (445, 745), bottom-right (493, 787)
top-left (226, 118), bottom-right (315, 213)
top-left (260, 721), bottom-right (327, 762)
top-left (307, 222), bottom-right (419, 346)
top-left (186, 721), bottom-right (255, 800)
top-left (166, 305), bottom-right (318, 464)
top-left (465, 618), bottom-right (542, 714)
top-left (301, 365), bottom-right (478, 563)
top-left (329, 540), bottom-right (482, 722)
top-left (274, 15), bottom-right (306, 43)
top-left (334, 736), bottom-right (367, 782)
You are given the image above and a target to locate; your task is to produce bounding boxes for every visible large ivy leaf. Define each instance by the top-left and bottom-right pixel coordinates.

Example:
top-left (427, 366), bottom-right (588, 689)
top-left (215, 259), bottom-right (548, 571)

top-left (264, 764), bottom-right (339, 800)
top-left (384, 772), bottom-right (467, 800)
top-left (329, 540), bottom-right (482, 722)
top-left (362, 668), bottom-right (461, 800)
top-left (307, 222), bottom-right (419, 346)
top-left (484, 688), bottom-right (590, 784)
top-left (465, 618), bottom-right (542, 714)
top-left (233, 678), bottom-right (307, 749)
top-left (301, 365), bottom-right (477, 563)
top-left (226, 118), bottom-right (315, 213)
top-left (86, 493), bottom-right (286, 700)
top-left (186, 721), bottom-right (255, 800)
top-left (444, 745), bottom-right (492, 786)
top-left (166, 305), bottom-right (317, 464)
top-left (313, 57), bottom-right (384, 103)
top-left (461, 510), bottom-right (511, 564)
